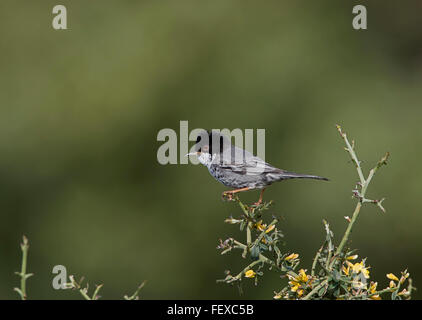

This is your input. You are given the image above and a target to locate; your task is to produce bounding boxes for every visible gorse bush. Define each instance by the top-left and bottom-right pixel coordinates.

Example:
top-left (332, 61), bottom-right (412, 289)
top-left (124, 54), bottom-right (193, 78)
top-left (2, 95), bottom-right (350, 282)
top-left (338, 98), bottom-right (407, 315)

top-left (217, 125), bottom-right (414, 300)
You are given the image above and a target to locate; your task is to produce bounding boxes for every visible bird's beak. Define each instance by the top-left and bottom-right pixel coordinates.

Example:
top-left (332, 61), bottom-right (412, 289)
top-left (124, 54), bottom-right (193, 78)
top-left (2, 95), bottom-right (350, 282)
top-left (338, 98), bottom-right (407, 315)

top-left (185, 152), bottom-right (200, 157)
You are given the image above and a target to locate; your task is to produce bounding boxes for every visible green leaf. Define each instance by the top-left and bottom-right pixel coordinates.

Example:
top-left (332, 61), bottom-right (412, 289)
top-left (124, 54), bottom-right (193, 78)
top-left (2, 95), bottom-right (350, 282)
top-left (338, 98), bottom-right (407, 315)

top-left (340, 283), bottom-right (349, 292)
top-left (240, 221), bottom-right (246, 231)
top-left (332, 269), bottom-right (341, 282)
top-left (392, 290), bottom-right (398, 300)
top-left (259, 243), bottom-right (268, 251)
top-left (250, 245), bottom-right (260, 260)
top-left (334, 287), bottom-right (340, 297)
top-left (318, 286), bottom-right (326, 297)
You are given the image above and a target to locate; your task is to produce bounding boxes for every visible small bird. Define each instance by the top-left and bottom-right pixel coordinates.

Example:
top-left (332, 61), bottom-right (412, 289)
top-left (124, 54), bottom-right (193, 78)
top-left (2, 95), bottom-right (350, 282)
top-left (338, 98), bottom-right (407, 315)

top-left (187, 130), bottom-right (328, 205)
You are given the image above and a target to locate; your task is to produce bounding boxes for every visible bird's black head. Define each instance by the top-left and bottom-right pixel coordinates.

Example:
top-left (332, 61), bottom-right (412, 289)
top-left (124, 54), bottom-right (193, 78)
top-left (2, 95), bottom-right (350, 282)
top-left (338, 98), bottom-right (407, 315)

top-left (194, 130), bottom-right (229, 155)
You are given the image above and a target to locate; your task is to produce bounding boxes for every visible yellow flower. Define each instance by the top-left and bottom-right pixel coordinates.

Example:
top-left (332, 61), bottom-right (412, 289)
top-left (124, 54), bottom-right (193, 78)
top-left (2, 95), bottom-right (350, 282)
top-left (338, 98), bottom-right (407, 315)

top-left (347, 260), bottom-right (369, 278)
top-left (342, 265), bottom-right (350, 276)
top-left (361, 268), bottom-right (370, 279)
top-left (288, 269), bottom-right (310, 295)
top-left (398, 289), bottom-right (408, 296)
top-left (273, 293), bottom-right (282, 299)
top-left (400, 272), bottom-right (410, 284)
top-left (244, 270), bottom-right (256, 278)
top-left (298, 269), bottom-right (309, 283)
top-left (346, 254), bottom-right (358, 260)
top-left (369, 282), bottom-right (380, 299)
top-left (369, 282), bottom-right (378, 294)
top-left (224, 217), bottom-right (240, 224)
top-left (389, 280), bottom-right (396, 288)
top-left (265, 225), bottom-right (275, 233)
top-left (285, 253), bottom-right (299, 261)
top-left (256, 221), bottom-right (266, 231)
top-left (386, 273), bottom-right (399, 281)
top-left (352, 261), bottom-right (364, 273)
top-left (289, 282), bottom-right (300, 292)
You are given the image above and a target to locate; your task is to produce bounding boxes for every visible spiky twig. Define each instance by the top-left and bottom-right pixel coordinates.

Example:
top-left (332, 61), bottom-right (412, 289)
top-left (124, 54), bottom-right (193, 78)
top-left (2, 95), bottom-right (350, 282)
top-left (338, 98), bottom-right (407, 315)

top-left (14, 236), bottom-right (33, 300)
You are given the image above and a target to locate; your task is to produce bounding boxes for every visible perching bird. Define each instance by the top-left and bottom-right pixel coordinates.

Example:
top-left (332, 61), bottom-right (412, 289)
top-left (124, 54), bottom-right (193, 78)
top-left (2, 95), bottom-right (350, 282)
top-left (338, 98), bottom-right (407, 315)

top-left (186, 130), bottom-right (328, 205)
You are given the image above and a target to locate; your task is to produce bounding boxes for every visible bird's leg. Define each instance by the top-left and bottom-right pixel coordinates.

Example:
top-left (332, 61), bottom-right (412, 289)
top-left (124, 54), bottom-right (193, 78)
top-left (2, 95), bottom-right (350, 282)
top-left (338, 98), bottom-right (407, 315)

top-left (253, 188), bottom-right (266, 206)
top-left (222, 187), bottom-right (250, 201)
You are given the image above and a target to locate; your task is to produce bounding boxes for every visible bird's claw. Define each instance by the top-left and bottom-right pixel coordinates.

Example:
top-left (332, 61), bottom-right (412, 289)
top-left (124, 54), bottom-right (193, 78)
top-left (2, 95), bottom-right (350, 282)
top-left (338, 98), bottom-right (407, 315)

top-left (251, 201), bottom-right (262, 207)
top-left (222, 191), bottom-right (234, 202)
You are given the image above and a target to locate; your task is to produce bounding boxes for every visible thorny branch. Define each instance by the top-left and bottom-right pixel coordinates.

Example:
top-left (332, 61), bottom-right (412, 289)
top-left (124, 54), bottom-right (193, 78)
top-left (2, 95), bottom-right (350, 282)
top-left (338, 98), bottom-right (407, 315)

top-left (14, 236), bottom-right (33, 300)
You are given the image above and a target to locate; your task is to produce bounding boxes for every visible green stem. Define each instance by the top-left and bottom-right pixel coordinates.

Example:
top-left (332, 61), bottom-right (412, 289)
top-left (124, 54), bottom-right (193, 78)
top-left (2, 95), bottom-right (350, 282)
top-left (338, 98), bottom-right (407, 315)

top-left (302, 279), bottom-right (328, 300)
top-left (91, 284), bottom-right (104, 300)
top-left (236, 198), bottom-right (252, 258)
top-left (245, 224), bottom-right (252, 258)
top-left (334, 126), bottom-right (389, 258)
top-left (124, 281), bottom-right (147, 300)
top-left (335, 201), bottom-right (362, 257)
top-left (20, 240), bottom-right (28, 299)
top-left (226, 259), bottom-right (264, 283)
top-left (311, 246), bottom-right (323, 277)
top-left (14, 236), bottom-right (33, 300)
top-left (336, 125), bottom-right (365, 184)
top-left (79, 288), bottom-right (92, 300)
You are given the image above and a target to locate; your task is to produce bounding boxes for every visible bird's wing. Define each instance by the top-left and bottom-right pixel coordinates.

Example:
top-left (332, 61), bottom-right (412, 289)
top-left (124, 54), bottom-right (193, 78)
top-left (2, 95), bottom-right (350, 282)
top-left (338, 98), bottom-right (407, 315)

top-left (221, 160), bottom-right (281, 175)
top-left (218, 147), bottom-right (282, 175)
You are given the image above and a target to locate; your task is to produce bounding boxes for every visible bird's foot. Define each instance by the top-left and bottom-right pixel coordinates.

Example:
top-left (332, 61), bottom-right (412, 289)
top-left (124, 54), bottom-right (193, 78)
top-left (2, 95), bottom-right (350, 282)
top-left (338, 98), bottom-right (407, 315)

top-left (251, 199), bottom-right (263, 207)
top-left (221, 191), bottom-right (235, 202)
top-left (251, 189), bottom-right (266, 207)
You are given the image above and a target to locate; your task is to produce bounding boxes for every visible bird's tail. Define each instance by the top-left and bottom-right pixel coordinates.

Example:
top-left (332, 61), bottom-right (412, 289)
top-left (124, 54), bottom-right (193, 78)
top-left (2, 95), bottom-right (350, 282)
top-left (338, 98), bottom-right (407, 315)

top-left (278, 171), bottom-right (329, 181)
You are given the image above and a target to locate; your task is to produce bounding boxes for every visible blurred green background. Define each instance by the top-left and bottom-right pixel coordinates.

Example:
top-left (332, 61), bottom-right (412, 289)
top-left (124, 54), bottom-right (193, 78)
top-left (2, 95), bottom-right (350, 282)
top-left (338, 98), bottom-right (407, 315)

top-left (0, 0), bottom-right (421, 299)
